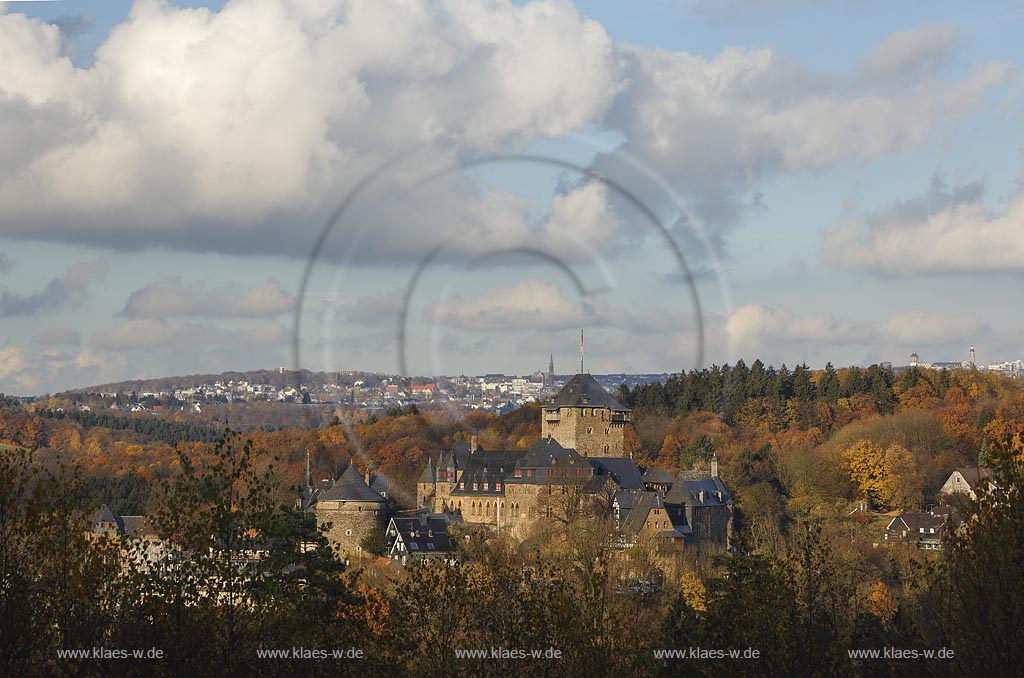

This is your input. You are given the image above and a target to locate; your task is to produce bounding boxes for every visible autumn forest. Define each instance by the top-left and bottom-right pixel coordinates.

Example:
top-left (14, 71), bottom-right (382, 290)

top-left (2, 361), bottom-right (1024, 676)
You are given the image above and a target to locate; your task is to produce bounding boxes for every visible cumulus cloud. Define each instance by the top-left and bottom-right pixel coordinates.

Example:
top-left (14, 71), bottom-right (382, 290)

top-left (0, 252), bottom-right (14, 273)
top-left (0, 0), bottom-right (623, 259)
top-left (877, 310), bottom-right (985, 345)
top-left (424, 279), bottom-right (686, 333)
top-left (596, 37), bottom-right (1013, 254)
top-left (723, 303), bottom-right (990, 366)
top-left (822, 174), bottom-right (1024, 276)
top-left (0, 260), bottom-right (106, 317)
top-left (120, 277), bottom-right (295, 318)
top-left (726, 304), bottom-right (871, 347)
top-left (859, 24), bottom-right (958, 83)
top-left (0, 344), bottom-right (131, 395)
top-left (0, 3), bottom-right (1008, 269)
top-left (91, 318), bottom-right (289, 351)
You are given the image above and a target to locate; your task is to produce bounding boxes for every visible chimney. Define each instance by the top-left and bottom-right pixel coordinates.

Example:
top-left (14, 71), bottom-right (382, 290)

top-left (471, 435), bottom-right (478, 454)
top-left (710, 454), bottom-right (719, 478)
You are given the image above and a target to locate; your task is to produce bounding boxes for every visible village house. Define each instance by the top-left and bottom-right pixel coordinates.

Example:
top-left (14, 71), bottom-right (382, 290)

top-left (939, 467), bottom-right (994, 501)
top-left (884, 505), bottom-right (960, 550)
top-left (385, 512), bottom-right (457, 565)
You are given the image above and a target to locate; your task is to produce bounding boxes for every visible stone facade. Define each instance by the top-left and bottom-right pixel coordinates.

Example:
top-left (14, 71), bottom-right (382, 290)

top-left (541, 373), bottom-right (631, 458)
top-left (302, 464), bottom-right (388, 557)
top-left (417, 373), bottom-right (733, 549)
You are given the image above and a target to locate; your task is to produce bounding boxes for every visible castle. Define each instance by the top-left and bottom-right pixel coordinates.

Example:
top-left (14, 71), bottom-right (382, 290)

top-left (418, 373), bottom-right (734, 549)
top-left (300, 371), bottom-right (733, 556)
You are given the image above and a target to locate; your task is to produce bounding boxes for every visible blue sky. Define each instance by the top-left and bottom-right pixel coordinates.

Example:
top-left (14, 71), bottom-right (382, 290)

top-left (1, 0), bottom-right (1023, 394)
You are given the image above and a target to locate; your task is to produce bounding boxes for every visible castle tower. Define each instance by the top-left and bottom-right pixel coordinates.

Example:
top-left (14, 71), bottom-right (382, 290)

top-left (548, 353), bottom-right (555, 386)
top-left (970, 345), bottom-right (976, 367)
top-left (542, 373), bottom-right (631, 457)
top-left (314, 465), bottom-right (387, 557)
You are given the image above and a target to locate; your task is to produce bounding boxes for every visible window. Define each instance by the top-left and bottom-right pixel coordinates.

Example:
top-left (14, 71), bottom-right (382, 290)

top-left (472, 482), bottom-right (478, 490)
top-left (575, 469), bottom-right (581, 477)
top-left (547, 469), bottom-right (555, 477)
top-left (587, 427), bottom-right (593, 434)
top-left (526, 469), bottom-right (533, 477)
top-left (514, 469), bottom-right (522, 478)
top-left (495, 483), bottom-right (501, 491)
top-left (410, 543), bottom-right (418, 550)
top-left (562, 468), bottom-right (568, 477)
top-left (427, 543), bottom-right (434, 550)
top-left (459, 481), bottom-right (465, 489)
top-left (345, 529), bottom-right (353, 536)
top-left (483, 482), bottom-right (489, 491)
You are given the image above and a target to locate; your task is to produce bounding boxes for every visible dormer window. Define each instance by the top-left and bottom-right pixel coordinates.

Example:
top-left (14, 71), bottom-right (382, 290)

top-left (495, 483), bottom-right (501, 491)
top-left (526, 469), bottom-right (533, 477)
top-left (472, 482), bottom-right (478, 490)
top-left (482, 482), bottom-right (489, 490)
top-left (514, 469), bottom-right (522, 478)
top-left (459, 481), bottom-right (465, 489)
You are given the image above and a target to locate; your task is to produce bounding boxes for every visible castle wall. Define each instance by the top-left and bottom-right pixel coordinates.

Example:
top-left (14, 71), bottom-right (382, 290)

top-left (315, 500), bottom-right (386, 557)
top-left (542, 406), bottom-right (627, 458)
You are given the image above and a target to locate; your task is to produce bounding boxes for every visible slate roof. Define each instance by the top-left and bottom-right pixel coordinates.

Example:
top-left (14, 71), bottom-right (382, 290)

top-left (419, 457), bottom-right (436, 484)
top-left (451, 449), bottom-right (524, 495)
top-left (116, 516), bottom-right (158, 539)
top-left (369, 474), bottom-right (390, 496)
top-left (318, 465), bottom-right (387, 503)
top-left (506, 438), bottom-right (592, 485)
top-left (92, 505), bottom-right (116, 526)
top-left (389, 513), bottom-right (455, 554)
top-left (546, 373), bottom-right (629, 411)
top-left (620, 491), bottom-right (673, 535)
top-left (664, 474), bottom-right (732, 506)
top-left (641, 467), bottom-right (675, 486)
top-left (590, 458), bottom-right (645, 491)
top-left (886, 507), bottom-right (960, 539)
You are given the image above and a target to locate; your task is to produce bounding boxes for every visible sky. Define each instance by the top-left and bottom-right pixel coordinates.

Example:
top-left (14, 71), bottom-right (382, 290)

top-left (1, 0), bottom-right (1023, 394)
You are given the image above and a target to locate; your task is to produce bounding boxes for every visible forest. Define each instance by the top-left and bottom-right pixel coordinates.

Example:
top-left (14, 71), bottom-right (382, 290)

top-left (1, 361), bottom-right (1024, 675)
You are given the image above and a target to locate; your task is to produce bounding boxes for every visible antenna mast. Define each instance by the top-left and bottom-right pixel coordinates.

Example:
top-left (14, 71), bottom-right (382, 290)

top-left (580, 330), bottom-right (584, 374)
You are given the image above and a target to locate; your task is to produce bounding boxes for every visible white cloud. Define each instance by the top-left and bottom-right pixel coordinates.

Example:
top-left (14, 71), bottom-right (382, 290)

top-left (723, 303), bottom-right (990, 366)
top-left (878, 310), bottom-right (984, 345)
top-left (859, 24), bottom-right (958, 83)
top-left (597, 37), bottom-right (1013, 250)
top-left (822, 174), bottom-right (1024, 276)
top-left (120, 277), bottom-right (295, 318)
top-left (0, 260), bottom-right (106, 317)
top-left (0, 0), bottom-right (622, 258)
top-left (0, 344), bottom-right (131, 395)
top-left (423, 278), bottom-right (686, 333)
top-left (91, 318), bottom-right (290, 350)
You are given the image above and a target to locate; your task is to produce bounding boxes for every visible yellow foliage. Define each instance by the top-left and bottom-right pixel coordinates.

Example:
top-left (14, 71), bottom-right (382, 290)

top-left (868, 581), bottom-right (897, 627)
